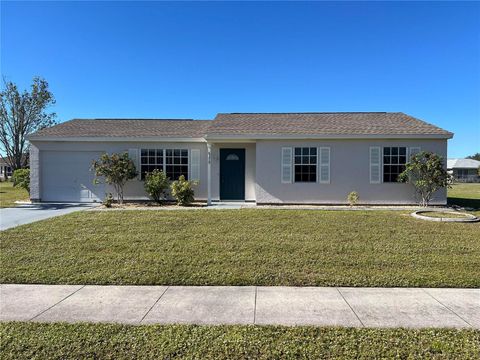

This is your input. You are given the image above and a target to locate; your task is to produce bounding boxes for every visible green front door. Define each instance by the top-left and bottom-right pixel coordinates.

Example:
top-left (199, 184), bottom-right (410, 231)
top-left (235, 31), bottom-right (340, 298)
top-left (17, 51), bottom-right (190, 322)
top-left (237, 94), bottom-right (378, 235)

top-left (220, 148), bottom-right (245, 200)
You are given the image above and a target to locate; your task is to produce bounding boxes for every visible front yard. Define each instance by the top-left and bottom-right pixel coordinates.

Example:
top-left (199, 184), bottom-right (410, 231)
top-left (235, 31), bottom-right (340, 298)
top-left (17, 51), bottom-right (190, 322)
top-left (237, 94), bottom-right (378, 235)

top-left (448, 183), bottom-right (480, 210)
top-left (0, 181), bottom-right (28, 208)
top-left (1, 209), bottom-right (479, 287)
top-left (1, 322), bottom-right (478, 359)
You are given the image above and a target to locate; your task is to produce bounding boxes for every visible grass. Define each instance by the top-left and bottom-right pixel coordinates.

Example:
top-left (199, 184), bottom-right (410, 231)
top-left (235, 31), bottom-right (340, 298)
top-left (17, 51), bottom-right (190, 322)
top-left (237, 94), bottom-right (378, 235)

top-left (1, 209), bottom-right (479, 287)
top-left (448, 183), bottom-right (480, 209)
top-left (419, 211), bottom-right (473, 219)
top-left (0, 181), bottom-right (28, 208)
top-left (1, 322), bottom-right (479, 360)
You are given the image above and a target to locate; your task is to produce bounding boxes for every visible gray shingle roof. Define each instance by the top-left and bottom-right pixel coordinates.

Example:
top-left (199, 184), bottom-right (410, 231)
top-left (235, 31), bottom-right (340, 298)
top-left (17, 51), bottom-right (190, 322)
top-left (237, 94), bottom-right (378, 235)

top-left (28, 112), bottom-right (453, 139)
top-left (447, 158), bottom-right (480, 169)
top-left (30, 119), bottom-right (211, 138)
top-left (208, 112), bottom-right (452, 137)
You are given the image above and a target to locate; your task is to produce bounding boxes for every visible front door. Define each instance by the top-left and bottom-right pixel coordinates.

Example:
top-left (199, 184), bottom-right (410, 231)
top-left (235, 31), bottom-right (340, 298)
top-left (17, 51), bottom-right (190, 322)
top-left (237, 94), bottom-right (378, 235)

top-left (220, 148), bottom-right (245, 200)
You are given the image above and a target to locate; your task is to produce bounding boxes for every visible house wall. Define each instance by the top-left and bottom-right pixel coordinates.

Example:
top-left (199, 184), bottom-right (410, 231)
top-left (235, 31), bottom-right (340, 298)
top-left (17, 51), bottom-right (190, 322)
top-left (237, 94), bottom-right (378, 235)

top-left (452, 168), bottom-right (480, 183)
top-left (30, 138), bottom-right (448, 204)
top-left (30, 141), bottom-right (209, 201)
top-left (29, 144), bottom-right (41, 200)
top-left (255, 138), bottom-right (448, 205)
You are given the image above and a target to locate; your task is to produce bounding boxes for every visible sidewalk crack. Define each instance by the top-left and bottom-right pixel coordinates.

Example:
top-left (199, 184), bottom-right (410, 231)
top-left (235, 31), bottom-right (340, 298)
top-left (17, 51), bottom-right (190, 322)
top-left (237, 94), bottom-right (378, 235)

top-left (336, 287), bottom-right (365, 327)
top-left (421, 288), bottom-right (472, 328)
top-left (140, 286), bottom-right (169, 323)
top-left (30, 285), bottom-right (86, 321)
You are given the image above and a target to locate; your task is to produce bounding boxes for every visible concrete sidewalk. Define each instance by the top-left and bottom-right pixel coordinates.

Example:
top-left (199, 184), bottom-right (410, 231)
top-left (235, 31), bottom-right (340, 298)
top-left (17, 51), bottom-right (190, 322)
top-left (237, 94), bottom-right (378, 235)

top-left (0, 285), bottom-right (478, 328)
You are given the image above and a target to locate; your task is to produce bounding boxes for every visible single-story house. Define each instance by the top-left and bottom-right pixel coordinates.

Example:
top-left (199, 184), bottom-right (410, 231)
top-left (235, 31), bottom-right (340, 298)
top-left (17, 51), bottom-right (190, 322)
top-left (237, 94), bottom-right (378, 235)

top-left (0, 157), bottom-right (14, 180)
top-left (447, 158), bottom-right (480, 183)
top-left (28, 112), bottom-right (453, 205)
top-left (0, 156), bottom-right (29, 180)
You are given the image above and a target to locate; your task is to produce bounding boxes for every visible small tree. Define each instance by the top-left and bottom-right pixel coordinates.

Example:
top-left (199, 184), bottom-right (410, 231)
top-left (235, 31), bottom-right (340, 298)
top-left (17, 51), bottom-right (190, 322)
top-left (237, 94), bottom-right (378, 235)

top-left (144, 169), bottom-right (170, 204)
top-left (12, 168), bottom-right (30, 193)
top-left (398, 151), bottom-right (451, 207)
top-left (171, 175), bottom-right (197, 206)
top-left (91, 152), bottom-right (137, 204)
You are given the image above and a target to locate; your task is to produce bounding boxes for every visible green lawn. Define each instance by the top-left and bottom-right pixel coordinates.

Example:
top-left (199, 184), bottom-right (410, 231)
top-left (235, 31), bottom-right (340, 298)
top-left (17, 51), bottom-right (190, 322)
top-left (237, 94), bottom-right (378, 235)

top-left (1, 209), bottom-right (479, 287)
top-left (448, 183), bottom-right (480, 209)
top-left (1, 322), bottom-right (479, 360)
top-left (0, 181), bottom-right (28, 208)
top-left (419, 211), bottom-right (473, 219)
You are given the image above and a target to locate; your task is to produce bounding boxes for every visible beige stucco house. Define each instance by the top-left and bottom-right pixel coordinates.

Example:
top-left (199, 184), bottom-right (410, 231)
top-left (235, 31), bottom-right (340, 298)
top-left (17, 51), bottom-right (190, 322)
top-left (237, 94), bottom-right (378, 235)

top-left (28, 112), bottom-right (453, 205)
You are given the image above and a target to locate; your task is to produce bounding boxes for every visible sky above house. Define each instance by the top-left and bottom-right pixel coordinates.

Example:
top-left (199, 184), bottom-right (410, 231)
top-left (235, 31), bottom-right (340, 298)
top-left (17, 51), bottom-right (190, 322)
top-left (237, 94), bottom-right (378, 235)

top-left (1, 1), bottom-right (479, 158)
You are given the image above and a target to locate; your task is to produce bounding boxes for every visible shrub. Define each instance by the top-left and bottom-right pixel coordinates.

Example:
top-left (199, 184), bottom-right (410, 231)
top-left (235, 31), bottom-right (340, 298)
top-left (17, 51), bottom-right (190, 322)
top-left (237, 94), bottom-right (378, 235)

top-left (91, 152), bottom-right (137, 204)
top-left (103, 193), bottom-right (114, 208)
top-left (347, 191), bottom-right (359, 206)
top-left (171, 175), bottom-right (197, 206)
top-left (144, 169), bottom-right (170, 204)
top-left (12, 168), bottom-right (30, 193)
top-left (398, 151), bottom-right (451, 207)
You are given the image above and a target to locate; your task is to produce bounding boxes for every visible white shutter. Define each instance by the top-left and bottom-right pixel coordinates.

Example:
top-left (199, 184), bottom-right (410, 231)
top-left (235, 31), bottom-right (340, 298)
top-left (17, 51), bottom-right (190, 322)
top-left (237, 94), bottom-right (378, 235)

top-left (409, 147), bottom-right (420, 159)
top-left (319, 147), bottom-right (330, 184)
top-left (370, 146), bottom-right (381, 184)
top-left (281, 147), bottom-right (293, 183)
top-left (128, 148), bottom-right (140, 179)
top-left (190, 149), bottom-right (200, 181)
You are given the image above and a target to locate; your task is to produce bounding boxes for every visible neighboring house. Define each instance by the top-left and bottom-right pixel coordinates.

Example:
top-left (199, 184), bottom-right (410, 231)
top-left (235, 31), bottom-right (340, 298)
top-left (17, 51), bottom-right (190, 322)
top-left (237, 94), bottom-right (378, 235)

top-left (27, 112), bottom-right (453, 205)
top-left (447, 158), bottom-right (480, 183)
top-left (0, 157), bottom-right (13, 180)
top-left (0, 156), bottom-right (29, 180)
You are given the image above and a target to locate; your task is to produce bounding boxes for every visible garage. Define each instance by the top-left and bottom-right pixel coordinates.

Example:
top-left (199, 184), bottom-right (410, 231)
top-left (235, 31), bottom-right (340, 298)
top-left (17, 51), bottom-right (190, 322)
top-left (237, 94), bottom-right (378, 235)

top-left (41, 151), bottom-right (105, 202)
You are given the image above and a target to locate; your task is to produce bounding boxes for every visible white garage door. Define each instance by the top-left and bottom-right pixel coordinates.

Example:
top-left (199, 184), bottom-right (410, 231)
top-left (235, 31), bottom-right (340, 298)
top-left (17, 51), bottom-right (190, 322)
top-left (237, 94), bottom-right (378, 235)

top-left (41, 151), bottom-right (105, 202)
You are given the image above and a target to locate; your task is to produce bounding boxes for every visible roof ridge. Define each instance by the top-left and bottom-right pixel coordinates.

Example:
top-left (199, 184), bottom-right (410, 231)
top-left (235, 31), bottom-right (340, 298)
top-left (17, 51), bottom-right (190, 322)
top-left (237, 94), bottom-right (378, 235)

top-left (222, 112), bottom-right (389, 115)
top-left (72, 118), bottom-right (201, 121)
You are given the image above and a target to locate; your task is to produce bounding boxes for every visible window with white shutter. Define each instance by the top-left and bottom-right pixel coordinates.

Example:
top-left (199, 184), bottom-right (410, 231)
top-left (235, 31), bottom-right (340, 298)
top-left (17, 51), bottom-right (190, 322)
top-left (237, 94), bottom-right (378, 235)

top-left (409, 147), bottom-right (421, 159)
top-left (319, 147), bottom-right (330, 184)
top-left (370, 147), bottom-right (381, 184)
top-left (128, 148), bottom-right (140, 179)
top-left (190, 149), bottom-right (200, 181)
top-left (281, 147), bottom-right (293, 183)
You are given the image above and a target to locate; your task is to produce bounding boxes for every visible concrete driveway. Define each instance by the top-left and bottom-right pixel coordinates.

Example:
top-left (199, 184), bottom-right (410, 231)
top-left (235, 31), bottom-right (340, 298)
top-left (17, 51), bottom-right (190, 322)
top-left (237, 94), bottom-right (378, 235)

top-left (0, 203), bottom-right (97, 231)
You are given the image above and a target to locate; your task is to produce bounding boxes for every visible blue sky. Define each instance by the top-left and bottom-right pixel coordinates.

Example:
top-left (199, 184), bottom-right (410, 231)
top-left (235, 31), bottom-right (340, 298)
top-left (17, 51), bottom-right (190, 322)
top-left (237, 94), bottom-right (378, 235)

top-left (1, 1), bottom-right (479, 157)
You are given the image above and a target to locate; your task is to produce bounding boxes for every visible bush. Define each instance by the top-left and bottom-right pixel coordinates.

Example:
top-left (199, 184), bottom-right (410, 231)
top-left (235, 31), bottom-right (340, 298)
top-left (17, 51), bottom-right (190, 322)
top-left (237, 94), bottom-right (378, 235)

top-left (91, 152), bottom-right (137, 204)
top-left (171, 175), bottom-right (197, 206)
top-left (347, 191), bottom-right (359, 206)
top-left (12, 168), bottom-right (30, 193)
top-left (144, 169), bottom-right (170, 204)
top-left (103, 193), bottom-right (114, 208)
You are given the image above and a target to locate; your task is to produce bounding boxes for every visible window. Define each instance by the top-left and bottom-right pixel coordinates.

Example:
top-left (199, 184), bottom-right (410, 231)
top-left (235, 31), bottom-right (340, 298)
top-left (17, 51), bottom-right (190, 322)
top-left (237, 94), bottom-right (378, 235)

top-left (294, 147), bottom-right (317, 182)
top-left (383, 147), bottom-right (407, 182)
top-left (140, 148), bottom-right (189, 180)
top-left (140, 149), bottom-right (164, 180)
top-left (225, 154), bottom-right (239, 161)
top-left (165, 149), bottom-right (189, 180)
